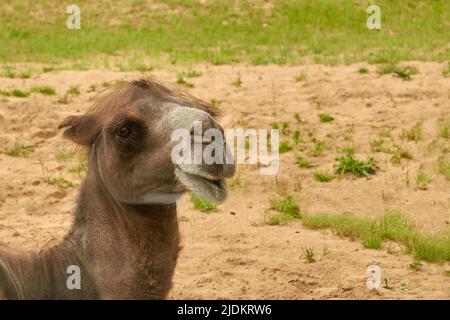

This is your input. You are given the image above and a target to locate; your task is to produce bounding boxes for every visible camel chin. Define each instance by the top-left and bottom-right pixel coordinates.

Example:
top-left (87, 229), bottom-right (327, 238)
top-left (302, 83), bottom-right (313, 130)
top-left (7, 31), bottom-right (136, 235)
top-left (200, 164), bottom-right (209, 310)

top-left (175, 167), bottom-right (228, 203)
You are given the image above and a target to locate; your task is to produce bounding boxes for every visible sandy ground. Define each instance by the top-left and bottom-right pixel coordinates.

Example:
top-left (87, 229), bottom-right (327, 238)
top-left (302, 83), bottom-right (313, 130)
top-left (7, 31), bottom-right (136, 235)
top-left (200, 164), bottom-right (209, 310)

top-left (0, 62), bottom-right (449, 299)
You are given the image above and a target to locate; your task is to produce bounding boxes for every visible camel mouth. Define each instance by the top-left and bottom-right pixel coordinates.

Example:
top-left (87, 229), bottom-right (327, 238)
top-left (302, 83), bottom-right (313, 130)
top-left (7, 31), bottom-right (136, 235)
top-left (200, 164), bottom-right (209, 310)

top-left (175, 167), bottom-right (228, 203)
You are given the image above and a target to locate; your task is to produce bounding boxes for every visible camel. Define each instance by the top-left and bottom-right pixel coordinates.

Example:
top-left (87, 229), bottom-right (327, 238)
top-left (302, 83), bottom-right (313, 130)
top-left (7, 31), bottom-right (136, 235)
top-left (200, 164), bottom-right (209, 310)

top-left (0, 79), bottom-right (235, 299)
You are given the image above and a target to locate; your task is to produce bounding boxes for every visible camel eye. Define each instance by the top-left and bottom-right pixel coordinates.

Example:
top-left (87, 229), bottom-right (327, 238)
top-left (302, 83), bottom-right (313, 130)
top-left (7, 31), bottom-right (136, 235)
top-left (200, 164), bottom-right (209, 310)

top-left (116, 126), bottom-right (131, 138)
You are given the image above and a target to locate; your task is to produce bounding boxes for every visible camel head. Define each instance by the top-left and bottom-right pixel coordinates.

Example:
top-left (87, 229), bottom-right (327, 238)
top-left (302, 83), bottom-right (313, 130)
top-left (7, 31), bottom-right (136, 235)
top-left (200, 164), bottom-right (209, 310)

top-left (58, 79), bottom-right (235, 205)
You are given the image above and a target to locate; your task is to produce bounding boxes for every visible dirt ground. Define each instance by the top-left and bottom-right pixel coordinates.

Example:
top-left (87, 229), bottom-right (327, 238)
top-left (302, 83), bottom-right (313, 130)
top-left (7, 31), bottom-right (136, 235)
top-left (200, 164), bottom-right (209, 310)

top-left (0, 62), bottom-right (449, 299)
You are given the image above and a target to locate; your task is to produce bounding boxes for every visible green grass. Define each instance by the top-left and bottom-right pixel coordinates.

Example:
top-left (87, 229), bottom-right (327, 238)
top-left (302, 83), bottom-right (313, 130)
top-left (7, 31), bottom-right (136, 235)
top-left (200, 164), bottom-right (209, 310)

top-left (302, 247), bottom-right (316, 263)
top-left (358, 67), bottom-right (369, 74)
top-left (335, 154), bottom-right (377, 177)
top-left (294, 72), bottom-right (306, 82)
top-left (443, 62), bottom-right (450, 77)
top-left (390, 145), bottom-right (413, 164)
top-left (438, 156), bottom-right (450, 180)
top-left (267, 195), bottom-right (301, 225)
top-left (319, 113), bottom-right (334, 123)
top-left (1, 143), bottom-right (37, 157)
top-left (232, 73), bottom-right (242, 87)
top-left (313, 171), bottom-right (334, 182)
top-left (67, 86), bottom-right (80, 95)
top-left (279, 140), bottom-right (292, 154)
top-left (10, 89), bottom-right (29, 97)
top-left (176, 73), bottom-right (194, 87)
top-left (416, 171), bottom-right (432, 190)
top-left (401, 122), bottom-right (423, 142)
top-left (438, 116), bottom-right (450, 139)
top-left (31, 86), bottom-right (56, 95)
top-left (190, 193), bottom-right (216, 212)
top-left (296, 157), bottom-right (312, 168)
top-left (0, 1), bottom-right (448, 66)
top-left (44, 176), bottom-right (76, 188)
top-left (378, 64), bottom-right (419, 80)
top-left (302, 211), bottom-right (450, 262)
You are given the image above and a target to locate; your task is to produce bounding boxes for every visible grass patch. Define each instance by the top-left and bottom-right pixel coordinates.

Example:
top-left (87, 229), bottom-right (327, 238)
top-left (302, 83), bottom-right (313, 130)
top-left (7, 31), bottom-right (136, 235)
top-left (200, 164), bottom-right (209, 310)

top-left (67, 86), bottom-right (80, 95)
top-left (0, 1), bottom-right (448, 66)
top-left (190, 193), bottom-right (216, 212)
top-left (44, 176), bottom-right (76, 188)
top-left (31, 86), bottom-right (56, 95)
top-left (390, 145), bottom-right (413, 164)
top-left (294, 72), bottom-right (306, 82)
top-left (358, 67), bottom-right (369, 74)
top-left (279, 140), bottom-right (292, 154)
top-left (443, 62), bottom-right (450, 78)
top-left (302, 211), bottom-right (450, 262)
top-left (267, 195), bottom-right (300, 225)
top-left (335, 154), bottom-right (377, 177)
top-left (438, 156), bottom-right (450, 180)
top-left (296, 157), bottom-right (312, 168)
top-left (176, 73), bottom-right (194, 88)
top-left (1, 143), bottom-right (37, 157)
top-left (10, 89), bottom-right (29, 97)
top-left (313, 171), bottom-right (334, 183)
top-left (401, 122), bottom-right (422, 142)
top-left (302, 247), bottom-right (316, 263)
top-left (438, 116), bottom-right (450, 139)
top-left (378, 64), bottom-right (418, 80)
top-left (232, 73), bottom-right (242, 87)
top-left (416, 171), bottom-right (432, 190)
top-left (319, 113), bottom-right (334, 123)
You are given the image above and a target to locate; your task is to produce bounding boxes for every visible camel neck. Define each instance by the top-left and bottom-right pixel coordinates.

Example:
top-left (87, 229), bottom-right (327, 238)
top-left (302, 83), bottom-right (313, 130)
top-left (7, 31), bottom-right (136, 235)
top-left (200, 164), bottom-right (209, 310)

top-left (65, 159), bottom-right (180, 299)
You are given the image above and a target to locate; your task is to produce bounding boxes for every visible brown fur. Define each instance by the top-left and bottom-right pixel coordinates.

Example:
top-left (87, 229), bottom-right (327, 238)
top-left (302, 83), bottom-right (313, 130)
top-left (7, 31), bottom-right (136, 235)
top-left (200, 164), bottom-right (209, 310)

top-left (0, 80), bottom-right (227, 300)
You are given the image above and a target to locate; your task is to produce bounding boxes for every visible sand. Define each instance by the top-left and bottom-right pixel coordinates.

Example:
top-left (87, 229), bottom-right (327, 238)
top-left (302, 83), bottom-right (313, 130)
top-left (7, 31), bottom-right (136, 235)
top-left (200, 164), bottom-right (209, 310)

top-left (0, 62), bottom-right (449, 299)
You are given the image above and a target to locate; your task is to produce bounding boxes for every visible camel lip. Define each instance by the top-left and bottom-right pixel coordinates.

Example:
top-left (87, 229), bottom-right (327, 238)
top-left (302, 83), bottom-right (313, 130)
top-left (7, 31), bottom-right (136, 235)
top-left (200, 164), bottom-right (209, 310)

top-left (175, 167), bottom-right (227, 203)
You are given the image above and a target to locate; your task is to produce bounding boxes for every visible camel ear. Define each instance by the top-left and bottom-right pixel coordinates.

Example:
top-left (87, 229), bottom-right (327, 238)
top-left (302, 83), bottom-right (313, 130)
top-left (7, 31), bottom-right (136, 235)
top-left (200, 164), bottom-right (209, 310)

top-left (58, 115), bottom-right (100, 146)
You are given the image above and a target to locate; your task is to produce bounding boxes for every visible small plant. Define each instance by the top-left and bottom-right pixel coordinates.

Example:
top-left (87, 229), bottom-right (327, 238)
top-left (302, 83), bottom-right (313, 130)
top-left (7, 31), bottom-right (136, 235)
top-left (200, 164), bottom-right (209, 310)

top-left (416, 171), bottom-right (432, 190)
top-left (358, 67), bottom-right (369, 74)
top-left (382, 278), bottom-right (393, 290)
top-left (443, 62), bottom-right (450, 78)
top-left (370, 138), bottom-right (386, 153)
top-left (56, 149), bottom-right (71, 162)
top-left (322, 246), bottom-right (331, 257)
top-left (190, 193), bottom-right (216, 212)
top-left (302, 247), bottom-right (316, 263)
top-left (296, 157), bottom-right (312, 168)
top-left (363, 232), bottom-right (382, 249)
top-left (409, 259), bottom-right (422, 271)
top-left (267, 195), bottom-right (300, 225)
top-left (293, 130), bottom-right (302, 144)
top-left (390, 145), bottom-right (413, 164)
top-left (67, 86), bottom-right (80, 95)
top-left (26, 202), bottom-right (39, 215)
top-left (438, 116), bottom-right (450, 139)
top-left (68, 154), bottom-right (88, 178)
top-left (319, 113), bottom-right (334, 123)
top-left (10, 89), bottom-right (29, 97)
top-left (45, 176), bottom-right (76, 188)
top-left (294, 113), bottom-right (304, 124)
top-left (2, 143), bottom-right (37, 157)
top-left (378, 64), bottom-right (418, 81)
top-left (279, 140), bottom-right (292, 153)
top-left (232, 73), bottom-right (242, 87)
top-left (438, 156), bottom-right (450, 180)
top-left (313, 171), bottom-right (334, 182)
top-left (184, 69), bottom-right (202, 78)
top-left (57, 94), bottom-right (69, 104)
top-left (294, 72), bottom-right (306, 82)
top-left (401, 122), bottom-right (422, 142)
top-left (31, 86), bottom-right (56, 95)
top-left (2, 68), bottom-right (15, 78)
top-left (311, 140), bottom-right (326, 157)
top-left (18, 70), bottom-right (32, 79)
top-left (335, 154), bottom-right (377, 178)
top-left (176, 73), bottom-right (194, 88)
